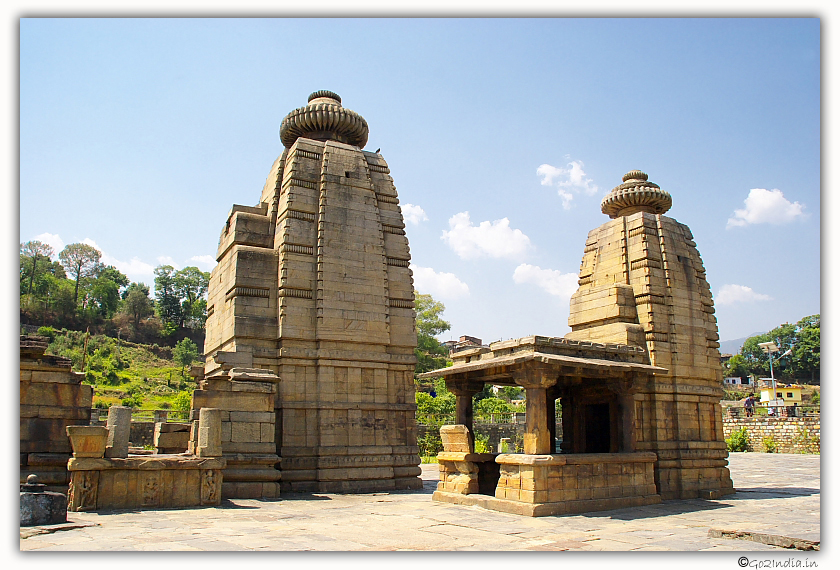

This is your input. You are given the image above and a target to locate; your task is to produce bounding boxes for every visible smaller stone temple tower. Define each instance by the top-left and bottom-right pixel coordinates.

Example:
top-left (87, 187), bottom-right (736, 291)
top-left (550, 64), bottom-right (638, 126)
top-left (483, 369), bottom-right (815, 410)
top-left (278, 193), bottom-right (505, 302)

top-left (201, 91), bottom-right (421, 496)
top-left (565, 170), bottom-right (734, 500)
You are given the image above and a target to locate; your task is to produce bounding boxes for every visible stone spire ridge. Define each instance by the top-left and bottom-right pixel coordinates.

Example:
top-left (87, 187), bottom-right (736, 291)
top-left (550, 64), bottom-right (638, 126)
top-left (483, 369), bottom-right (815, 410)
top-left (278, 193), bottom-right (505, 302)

top-left (600, 170), bottom-right (673, 218)
top-left (279, 90), bottom-right (369, 149)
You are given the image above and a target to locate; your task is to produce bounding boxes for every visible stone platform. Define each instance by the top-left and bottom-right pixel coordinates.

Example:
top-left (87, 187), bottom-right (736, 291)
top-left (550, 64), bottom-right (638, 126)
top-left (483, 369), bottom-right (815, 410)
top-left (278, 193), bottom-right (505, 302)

top-left (434, 452), bottom-right (661, 516)
top-left (21, 453), bottom-right (819, 551)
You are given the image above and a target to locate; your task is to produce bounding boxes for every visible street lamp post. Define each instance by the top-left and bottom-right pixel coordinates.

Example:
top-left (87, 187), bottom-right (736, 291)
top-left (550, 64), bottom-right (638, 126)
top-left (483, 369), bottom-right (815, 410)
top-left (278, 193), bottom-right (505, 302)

top-left (758, 341), bottom-right (792, 415)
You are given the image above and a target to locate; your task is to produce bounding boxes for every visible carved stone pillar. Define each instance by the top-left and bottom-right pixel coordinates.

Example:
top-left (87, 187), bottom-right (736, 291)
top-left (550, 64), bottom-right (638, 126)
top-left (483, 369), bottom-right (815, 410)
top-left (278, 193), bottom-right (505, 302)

top-left (547, 384), bottom-right (562, 454)
top-left (611, 375), bottom-right (638, 453)
top-left (513, 365), bottom-right (558, 455)
top-left (447, 379), bottom-right (484, 453)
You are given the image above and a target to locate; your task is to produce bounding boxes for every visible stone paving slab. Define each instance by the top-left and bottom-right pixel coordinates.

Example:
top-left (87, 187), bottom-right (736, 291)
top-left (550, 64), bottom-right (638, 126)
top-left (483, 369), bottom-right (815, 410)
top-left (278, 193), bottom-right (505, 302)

top-left (20, 453), bottom-right (819, 551)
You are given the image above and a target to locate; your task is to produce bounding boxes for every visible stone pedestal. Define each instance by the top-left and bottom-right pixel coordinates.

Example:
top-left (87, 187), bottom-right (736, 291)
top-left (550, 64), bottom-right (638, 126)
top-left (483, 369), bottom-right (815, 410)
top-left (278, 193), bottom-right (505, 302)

top-left (66, 426), bottom-right (108, 458)
top-left (20, 474), bottom-right (67, 526)
top-left (67, 456), bottom-right (226, 511)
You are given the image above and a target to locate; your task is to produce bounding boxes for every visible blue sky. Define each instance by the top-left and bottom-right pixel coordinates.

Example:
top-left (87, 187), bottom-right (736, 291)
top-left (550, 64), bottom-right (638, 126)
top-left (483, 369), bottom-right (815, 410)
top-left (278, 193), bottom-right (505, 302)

top-left (18, 17), bottom-right (821, 343)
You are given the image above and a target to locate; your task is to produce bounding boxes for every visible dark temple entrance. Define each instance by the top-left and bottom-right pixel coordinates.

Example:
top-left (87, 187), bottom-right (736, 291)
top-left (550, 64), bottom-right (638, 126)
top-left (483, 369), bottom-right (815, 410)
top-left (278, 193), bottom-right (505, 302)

top-left (584, 403), bottom-right (611, 453)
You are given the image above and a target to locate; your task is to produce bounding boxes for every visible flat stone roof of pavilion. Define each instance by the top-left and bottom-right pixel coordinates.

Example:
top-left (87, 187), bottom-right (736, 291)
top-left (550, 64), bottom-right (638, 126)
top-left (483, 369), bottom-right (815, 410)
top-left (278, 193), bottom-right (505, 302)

top-left (419, 335), bottom-right (667, 381)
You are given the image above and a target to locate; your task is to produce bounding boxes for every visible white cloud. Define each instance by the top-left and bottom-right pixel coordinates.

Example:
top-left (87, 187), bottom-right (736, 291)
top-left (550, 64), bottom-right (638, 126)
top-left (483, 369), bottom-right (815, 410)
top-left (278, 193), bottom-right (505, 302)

top-left (189, 255), bottom-right (216, 271)
top-left (726, 188), bottom-right (806, 228)
top-left (441, 211), bottom-right (531, 260)
top-left (38, 236), bottom-right (155, 280)
top-left (32, 233), bottom-right (64, 258)
top-left (512, 264), bottom-right (579, 300)
top-left (157, 255), bottom-right (180, 269)
top-left (410, 264), bottom-right (470, 300)
top-left (109, 257), bottom-right (156, 276)
top-left (537, 160), bottom-right (599, 209)
top-left (82, 238), bottom-right (156, 277)
top-left (401, 203), bottom-right (429, 225)
top-left (716, 284), bottom-right (773, 306)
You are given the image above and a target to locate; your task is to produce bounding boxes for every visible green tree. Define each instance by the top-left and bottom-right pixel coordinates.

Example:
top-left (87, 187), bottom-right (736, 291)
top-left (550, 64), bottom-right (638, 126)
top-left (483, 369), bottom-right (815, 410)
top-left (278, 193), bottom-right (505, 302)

top-left (172, 337), bottom-right (199, 379)
top-left (792, 314), bottom-right (820, 383)
top-left (473, 396), bottom-right (514, 418)
top-left (414, 292), bottom-right (451, 375)
top-left (497, 386), bottom-right (525, 402)
top-left (174, 266), bottom-right (210, 329)
top-left (154, 265), bottom-right (182, 330)
top-left (723, 354), bottom-right (750, 379)
top-left (86, 265), bottom-right (129, 318)
top-left (122, 282), bottom-right (154, 328)
top-left (740, 314), bottom-right (820, 383)
top-left (20, 240), bottom-right (54, 295)
top-left (58, 243), bottom-right (102, 310)
top-left (172, 390), bottom-right (193, 415)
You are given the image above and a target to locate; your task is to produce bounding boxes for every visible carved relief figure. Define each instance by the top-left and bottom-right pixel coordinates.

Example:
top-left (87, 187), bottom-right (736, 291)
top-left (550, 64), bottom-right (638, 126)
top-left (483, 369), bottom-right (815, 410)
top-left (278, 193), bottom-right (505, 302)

top-left (201, 469), bottom-right (218, 504)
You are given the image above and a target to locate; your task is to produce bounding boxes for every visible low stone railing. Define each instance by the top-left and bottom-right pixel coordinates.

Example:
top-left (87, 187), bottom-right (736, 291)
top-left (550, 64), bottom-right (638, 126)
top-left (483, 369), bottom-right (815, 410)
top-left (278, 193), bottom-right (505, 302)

top-left (722, 416), bottom-right (820, 453)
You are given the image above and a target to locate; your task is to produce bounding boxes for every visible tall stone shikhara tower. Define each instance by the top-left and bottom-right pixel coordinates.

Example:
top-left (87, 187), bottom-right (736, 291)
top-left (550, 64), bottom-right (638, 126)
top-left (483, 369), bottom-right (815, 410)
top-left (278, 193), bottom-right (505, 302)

top-left (565, 170), bottom-right (734, 500)
top-left (202, 91), bottom-right (421, 493)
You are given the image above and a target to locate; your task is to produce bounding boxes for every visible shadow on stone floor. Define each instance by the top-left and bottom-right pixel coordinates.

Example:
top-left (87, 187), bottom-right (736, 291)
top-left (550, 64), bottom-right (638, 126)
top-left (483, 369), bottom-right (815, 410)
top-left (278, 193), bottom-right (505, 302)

top-left (730, 487), bottom-right (820, 498)
top-left (576, 499), bottom-right (730, 521)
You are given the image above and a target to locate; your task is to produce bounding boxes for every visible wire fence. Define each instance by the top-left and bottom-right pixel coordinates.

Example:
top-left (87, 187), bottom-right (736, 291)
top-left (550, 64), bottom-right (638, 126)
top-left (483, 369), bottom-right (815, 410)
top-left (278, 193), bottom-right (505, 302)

top-left (417, 412), bottom-right (564, 426)
top-left (724, 404), bottom-right (820, 418)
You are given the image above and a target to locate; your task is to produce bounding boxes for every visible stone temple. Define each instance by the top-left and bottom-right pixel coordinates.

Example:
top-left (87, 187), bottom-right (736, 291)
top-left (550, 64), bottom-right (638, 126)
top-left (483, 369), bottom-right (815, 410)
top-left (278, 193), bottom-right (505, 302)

top-left (423, 170), bottom-right (734, 516)
top-left (198, 90), bottom-right (421, 496)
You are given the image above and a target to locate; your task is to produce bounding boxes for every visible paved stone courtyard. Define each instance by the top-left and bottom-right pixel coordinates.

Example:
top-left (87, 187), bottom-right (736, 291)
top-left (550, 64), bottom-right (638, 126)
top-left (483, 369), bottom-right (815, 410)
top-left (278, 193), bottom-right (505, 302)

top-left (20, 453), bottom-right (819, 552)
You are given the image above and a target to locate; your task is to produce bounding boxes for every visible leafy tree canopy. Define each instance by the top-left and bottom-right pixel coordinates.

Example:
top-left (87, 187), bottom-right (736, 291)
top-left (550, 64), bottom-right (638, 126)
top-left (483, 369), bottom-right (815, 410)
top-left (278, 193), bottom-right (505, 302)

top-left (59, 243), bottom-right (102, 309)
top-left (739, 314), bottom-right (820, 383)
top-left (172, 337), bottom-right (199, 379)
top-left (20, 241), bottom-right (55, 296)
top-left (414, 291), bottom-right (452, 377)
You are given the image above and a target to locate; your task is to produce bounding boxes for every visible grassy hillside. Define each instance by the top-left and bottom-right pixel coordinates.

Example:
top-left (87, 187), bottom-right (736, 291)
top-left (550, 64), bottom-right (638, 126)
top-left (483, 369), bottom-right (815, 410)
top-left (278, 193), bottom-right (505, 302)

top-left (38, 327), bottom-right (198, 414)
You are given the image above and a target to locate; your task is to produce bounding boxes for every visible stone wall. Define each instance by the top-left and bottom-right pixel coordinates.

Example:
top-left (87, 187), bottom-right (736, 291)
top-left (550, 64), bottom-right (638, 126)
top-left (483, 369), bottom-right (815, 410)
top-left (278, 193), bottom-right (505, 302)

top-left (20, 336), bottom-right (93, 492)
top-left (722, 417), bottom-right (820, 454)
top-left (129, 422), bottom-right (155, 447)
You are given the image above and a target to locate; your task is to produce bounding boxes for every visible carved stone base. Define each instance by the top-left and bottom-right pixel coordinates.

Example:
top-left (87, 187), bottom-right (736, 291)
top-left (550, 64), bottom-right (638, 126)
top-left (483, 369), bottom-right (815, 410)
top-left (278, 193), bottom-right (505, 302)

top-left (67, 456), bottom-right (226, 511)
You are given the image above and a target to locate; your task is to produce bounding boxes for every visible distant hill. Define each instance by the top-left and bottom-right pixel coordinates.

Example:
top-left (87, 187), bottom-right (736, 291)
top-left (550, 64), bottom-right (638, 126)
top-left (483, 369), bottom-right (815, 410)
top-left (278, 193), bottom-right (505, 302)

top-left (719, 332), bottom-right (765, 356)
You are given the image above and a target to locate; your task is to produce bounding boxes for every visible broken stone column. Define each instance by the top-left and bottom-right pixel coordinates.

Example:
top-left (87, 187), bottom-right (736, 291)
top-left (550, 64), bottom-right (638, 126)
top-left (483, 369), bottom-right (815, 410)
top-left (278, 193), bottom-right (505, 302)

top-left (196, 408), bottom-right (223, 457)
top-left (153, 422), bottom-right (191, 454)
top-left (189, 366), bottom-right (282, 498)
top-left (105, 406), bottom-right (132, 458)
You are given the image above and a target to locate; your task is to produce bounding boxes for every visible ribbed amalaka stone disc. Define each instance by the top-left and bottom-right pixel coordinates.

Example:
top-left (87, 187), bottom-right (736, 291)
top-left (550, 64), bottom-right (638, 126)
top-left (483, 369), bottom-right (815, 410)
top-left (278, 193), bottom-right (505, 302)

top-left (279, 90), bottom-right (369, 149)
top-left (600, 170), bottom-right (672, 218)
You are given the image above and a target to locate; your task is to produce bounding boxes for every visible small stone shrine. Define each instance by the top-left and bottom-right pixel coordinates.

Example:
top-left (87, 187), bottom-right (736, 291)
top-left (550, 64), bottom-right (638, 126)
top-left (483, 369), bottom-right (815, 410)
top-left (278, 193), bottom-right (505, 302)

top-left (20, 335), bottom-right (92, 493)
top-left (201, 90), bottom-right (421, 495)
top-left (422, 170), bottom-right (734, 516)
